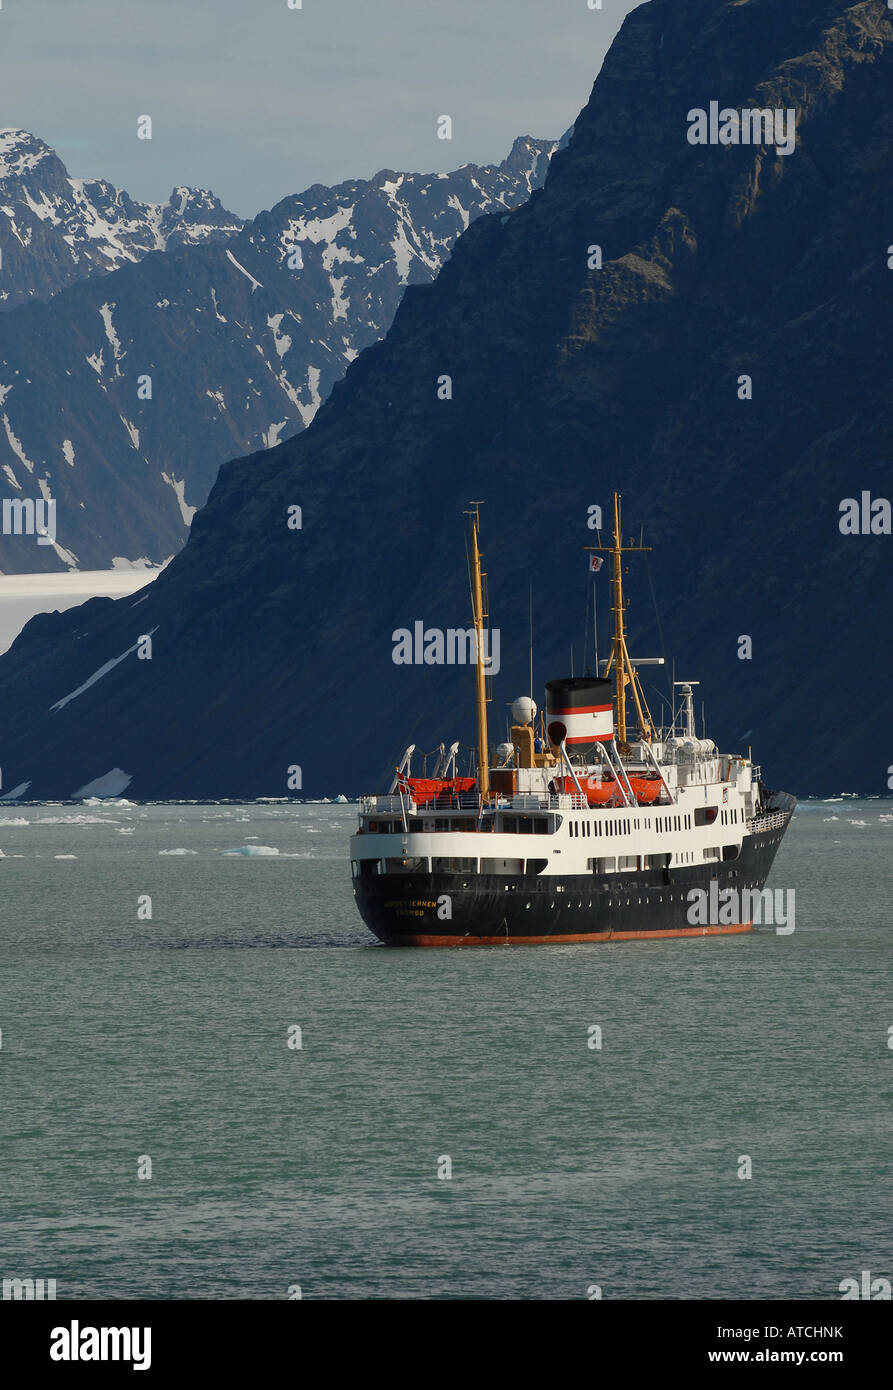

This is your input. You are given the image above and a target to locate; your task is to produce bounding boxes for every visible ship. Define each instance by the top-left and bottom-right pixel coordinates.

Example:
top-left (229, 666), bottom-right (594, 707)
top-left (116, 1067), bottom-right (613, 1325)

top-left (350, 494), bottom-right (795, 945)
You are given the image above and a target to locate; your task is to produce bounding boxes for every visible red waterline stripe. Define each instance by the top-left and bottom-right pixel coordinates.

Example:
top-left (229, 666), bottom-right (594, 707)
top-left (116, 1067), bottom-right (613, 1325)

top-left (384, 923), bottom-right (753, 947)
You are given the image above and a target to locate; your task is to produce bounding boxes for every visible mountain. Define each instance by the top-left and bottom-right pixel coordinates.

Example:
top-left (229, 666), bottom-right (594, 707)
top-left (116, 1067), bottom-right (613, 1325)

top-left (0, 129), bottom-right (243, 313)
top-left (0, 0), bottom-right (891, 800)
top-left (0, 135), bottom-right (557, 572)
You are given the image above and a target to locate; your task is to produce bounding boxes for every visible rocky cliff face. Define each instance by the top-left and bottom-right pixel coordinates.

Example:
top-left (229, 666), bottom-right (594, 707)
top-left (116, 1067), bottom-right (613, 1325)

top-left (0, 0), bottom-right (890, 799)
top-left (0, 135), bottom-right (556, 572)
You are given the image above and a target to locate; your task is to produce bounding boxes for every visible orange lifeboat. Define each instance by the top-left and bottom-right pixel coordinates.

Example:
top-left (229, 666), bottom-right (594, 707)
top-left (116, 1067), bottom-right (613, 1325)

top-left (407, 776), bottom-right (476, 805)
top-left (554, 773), bottom-right (663, 805)
top-left (628, 774), bottom-right (662, 804)
top-left (553, 775), bottom-right (623, 806)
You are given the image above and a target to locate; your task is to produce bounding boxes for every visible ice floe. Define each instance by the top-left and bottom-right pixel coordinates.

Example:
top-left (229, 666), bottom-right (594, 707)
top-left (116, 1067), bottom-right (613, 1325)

top-left (220, 845), bottom-right (279, 856)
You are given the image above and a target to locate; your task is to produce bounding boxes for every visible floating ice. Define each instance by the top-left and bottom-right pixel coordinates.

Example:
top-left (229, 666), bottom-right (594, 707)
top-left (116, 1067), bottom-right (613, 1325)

top-left (38, 814), bottom-right (115, 825)
top-left (220, 845), bottom-right (279, 856)
top-left (54, 854), bottom-right (77, 859)
top-left (159, 848), bottom-right (198, 855)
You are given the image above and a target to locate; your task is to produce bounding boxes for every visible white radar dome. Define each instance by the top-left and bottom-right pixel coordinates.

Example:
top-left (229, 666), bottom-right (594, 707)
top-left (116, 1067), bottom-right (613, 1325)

top-left (511, 696), bottom-right (537, 726)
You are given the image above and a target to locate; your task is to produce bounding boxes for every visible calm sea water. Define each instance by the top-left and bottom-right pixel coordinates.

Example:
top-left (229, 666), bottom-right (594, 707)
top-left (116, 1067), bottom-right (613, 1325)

top-left (1, 798), bottom-right (890, 1301)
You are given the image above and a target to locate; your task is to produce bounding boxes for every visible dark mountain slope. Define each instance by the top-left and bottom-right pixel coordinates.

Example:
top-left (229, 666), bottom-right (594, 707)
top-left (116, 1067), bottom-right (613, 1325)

top-left (0, 0), bottom-right (890, 799)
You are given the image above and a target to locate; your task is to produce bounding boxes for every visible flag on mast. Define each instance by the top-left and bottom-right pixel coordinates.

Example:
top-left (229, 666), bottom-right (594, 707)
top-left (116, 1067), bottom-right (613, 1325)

top-left (589, 556), bottom-right (604, 573)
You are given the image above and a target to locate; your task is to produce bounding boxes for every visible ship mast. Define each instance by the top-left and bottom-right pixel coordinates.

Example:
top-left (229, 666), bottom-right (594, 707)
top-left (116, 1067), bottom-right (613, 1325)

top-left (588, 491), bottom-right (658, 746)
top-left (468, 504), bottom-right (491, 798)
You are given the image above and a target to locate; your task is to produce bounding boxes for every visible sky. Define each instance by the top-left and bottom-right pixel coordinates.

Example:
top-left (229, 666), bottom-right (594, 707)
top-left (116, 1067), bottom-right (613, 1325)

top-left (0, 0), bottom-right (643, 218)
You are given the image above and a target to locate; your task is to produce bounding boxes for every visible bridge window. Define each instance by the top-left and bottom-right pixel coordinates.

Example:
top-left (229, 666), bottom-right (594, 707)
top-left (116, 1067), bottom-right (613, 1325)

top-left (431, 856), bottom-right (478, 873)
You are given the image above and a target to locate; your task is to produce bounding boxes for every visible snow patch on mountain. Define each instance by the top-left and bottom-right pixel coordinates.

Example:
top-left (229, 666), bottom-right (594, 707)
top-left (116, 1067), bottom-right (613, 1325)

top-left (267, 313), bottom-right (292, 357)
top-left (225, 249), bottom-right (263, 292)
top-left (51, 630), bottom-right (158, 711)
top-left (73, 768), bottom-right (133, 798)
top-left (162, 474), bottom-right (195, 525)
top-left (263, 420), bottom-right (289, 449)
top-left (120, 417), bottom-right (140, 450)
top-left (0, 129), bottom-right (243, 313)
top-left (99, 302), bottom-right (124, 366)
top-left (3, 415), bottom-right (35, 471)
top-left (0, 129), bottom-right (51, 178)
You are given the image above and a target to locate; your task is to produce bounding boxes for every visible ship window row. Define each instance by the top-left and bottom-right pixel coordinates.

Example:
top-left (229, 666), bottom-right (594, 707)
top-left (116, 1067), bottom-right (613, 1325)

top-left (499, 816), bottom-right (550, 834)
top-left (362, 817), bottom-right (480, 833)
top-left (354, 840), bottom-right (743, 878)
top-left (720, 808), bottom-right (740, 824)
top-left (569, 817), bottom-right (636, 838)
top-left (354, 857), bottom-right (554, 876)
top-left (654, 814), bottom-right (692, 832)
top-left (586, 845), bottom-right (742, 872)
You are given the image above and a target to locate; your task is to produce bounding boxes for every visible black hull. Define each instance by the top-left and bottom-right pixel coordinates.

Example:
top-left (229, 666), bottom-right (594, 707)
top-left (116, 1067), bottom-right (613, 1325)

top-left (354, 803), bottom-right (794, 946)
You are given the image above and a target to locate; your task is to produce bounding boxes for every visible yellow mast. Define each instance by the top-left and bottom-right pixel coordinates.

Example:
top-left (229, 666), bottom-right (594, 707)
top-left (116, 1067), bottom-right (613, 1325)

top-left (587, 491), bottom-right (657, 746)
top-left (468, 505), bottom-right (490, 798)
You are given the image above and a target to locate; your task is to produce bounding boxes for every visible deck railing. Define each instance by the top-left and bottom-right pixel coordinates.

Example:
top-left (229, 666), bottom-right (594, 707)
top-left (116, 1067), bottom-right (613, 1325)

top-left (357, 791), bottom-right (591, 815)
